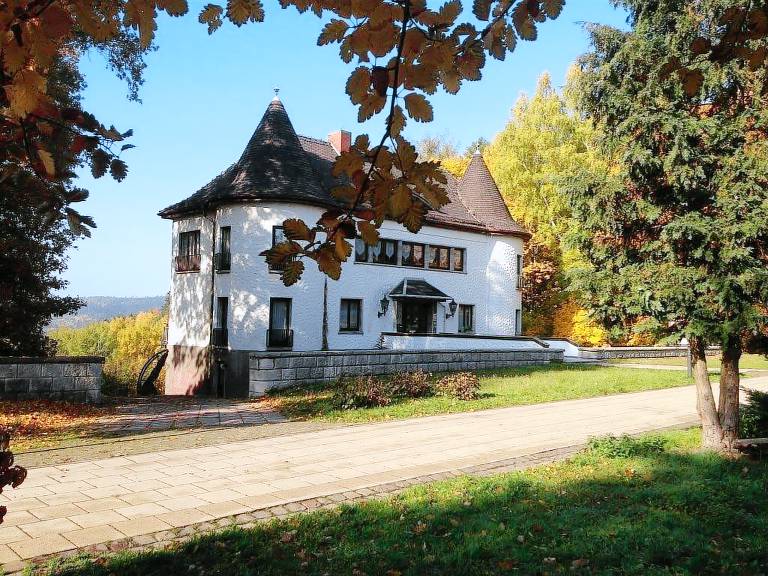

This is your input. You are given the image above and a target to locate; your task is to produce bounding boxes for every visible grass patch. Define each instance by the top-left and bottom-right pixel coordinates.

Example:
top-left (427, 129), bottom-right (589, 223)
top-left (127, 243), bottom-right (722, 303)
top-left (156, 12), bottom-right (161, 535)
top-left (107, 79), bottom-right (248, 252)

top-left (0, 400), bottom-right (113, 452)
top-left (610, 353), bottom-right (768, 370)
top-left (29, 428), bottom-right (768, 576)
top-left (267, 364), bottom-right (692, 423)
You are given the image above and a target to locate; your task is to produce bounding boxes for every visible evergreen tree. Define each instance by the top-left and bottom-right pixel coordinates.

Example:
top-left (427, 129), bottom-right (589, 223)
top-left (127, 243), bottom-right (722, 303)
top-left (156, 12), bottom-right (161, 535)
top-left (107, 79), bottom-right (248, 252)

top-left (568, 0), bottom-right (768, 450)
top-left (0, 172), bottom-right (83, 355)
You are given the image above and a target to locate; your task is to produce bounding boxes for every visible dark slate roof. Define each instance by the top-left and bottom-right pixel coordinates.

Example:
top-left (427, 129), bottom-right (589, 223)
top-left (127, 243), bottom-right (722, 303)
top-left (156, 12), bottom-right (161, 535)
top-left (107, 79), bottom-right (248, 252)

top-left (159, 98), bottom-right (530, 239)
top-left (389, 279), bottom-right (450, 300)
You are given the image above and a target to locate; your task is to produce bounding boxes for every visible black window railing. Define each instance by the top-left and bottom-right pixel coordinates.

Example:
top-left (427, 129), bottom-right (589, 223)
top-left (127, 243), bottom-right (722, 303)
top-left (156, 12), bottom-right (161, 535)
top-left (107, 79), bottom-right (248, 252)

top-left (266, 328), bottom-right (293, 348)
top-left (212, 327), bottom-right (228, 347)
top-left (516, 274), bottom-right (525, 290)
top-left (175, 254), bottom-right (201, 272)
top-left (214, 251), bottom-right (231, 272)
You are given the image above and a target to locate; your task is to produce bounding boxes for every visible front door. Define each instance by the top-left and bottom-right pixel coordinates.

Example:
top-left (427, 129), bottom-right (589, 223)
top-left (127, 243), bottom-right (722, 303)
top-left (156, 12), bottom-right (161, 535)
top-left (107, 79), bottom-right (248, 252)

top-left (397, 300), bottom-right (436, 333)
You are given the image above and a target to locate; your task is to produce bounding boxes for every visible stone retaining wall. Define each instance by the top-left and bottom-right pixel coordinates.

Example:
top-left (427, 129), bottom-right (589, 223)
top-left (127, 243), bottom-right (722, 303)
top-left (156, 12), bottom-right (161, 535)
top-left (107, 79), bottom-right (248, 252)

top-left (249, 348), bottom-right (563, 397)
top-left (0, 356), bottom-right (104, 403)
top-left (577, 346), bottom-right (719, 360)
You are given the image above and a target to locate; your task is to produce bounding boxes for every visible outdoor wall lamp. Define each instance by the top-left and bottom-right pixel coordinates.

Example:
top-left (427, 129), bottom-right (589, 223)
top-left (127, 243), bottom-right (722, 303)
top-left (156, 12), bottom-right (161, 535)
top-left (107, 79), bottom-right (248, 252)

top-left (378, 296), bottom-right (390, 317)
top-left (446, 298), bottom-right (458, 318)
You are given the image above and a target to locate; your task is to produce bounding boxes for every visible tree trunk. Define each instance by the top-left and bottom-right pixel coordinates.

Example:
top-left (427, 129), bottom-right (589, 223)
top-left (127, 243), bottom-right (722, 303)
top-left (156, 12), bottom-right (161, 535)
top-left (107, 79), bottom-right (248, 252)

top-left (690, 337), bottom-right (723, 449)
top-left (718, 335), bottom-right (741, 450)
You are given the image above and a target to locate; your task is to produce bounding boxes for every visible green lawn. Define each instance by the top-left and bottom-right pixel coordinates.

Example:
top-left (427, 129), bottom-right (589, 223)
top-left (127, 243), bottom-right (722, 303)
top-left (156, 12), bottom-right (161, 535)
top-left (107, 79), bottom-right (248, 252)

top-left (610, 353), bottom-right (768, 370)
top-left (266, 364), bottom-right (692, 423)
top-left (29, 428), bottom-right (768, 576)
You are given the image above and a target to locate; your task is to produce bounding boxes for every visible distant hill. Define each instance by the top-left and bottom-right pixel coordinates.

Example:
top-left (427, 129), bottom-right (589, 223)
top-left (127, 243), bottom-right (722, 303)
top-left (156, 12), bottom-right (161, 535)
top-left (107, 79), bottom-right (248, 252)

top-left (48, 296), bottom-right (166, 330)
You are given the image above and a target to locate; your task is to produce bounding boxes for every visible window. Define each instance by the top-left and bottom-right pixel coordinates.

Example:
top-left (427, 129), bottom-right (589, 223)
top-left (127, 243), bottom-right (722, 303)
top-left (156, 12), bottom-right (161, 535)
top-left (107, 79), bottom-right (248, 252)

top-left (216, 297), bottom-right (228, 328)
top-left (428, 245), bottom-right (451, 270)
top-left (339, 299), bottom-right (362, 332)
top-left (268, 298), bottom-right (293, 348)
top-left (176, 230), bottom-right (201, 272)
top-left (516, 254), bottom-right (523, 289)
top-left (372, 238), bottom-right (398, 265)
top-left (213, 297), bottom-right (228, 347)
top-left (458, 304), bottom-right (474, 334)
top-left (515, 309), bottom-right (522, 336)
top-left (401, 242), bottom-right (425, 267)
top-left (452, 248), bottom-right (465, 272)
top-left (215, 226), bottom-right (231, 272)
top-left (354, 239), bottom-right (369, 262)
top-left (179, 230), bottom-right (200, 256)
top-left (270, 226), bottom-right (290, 272)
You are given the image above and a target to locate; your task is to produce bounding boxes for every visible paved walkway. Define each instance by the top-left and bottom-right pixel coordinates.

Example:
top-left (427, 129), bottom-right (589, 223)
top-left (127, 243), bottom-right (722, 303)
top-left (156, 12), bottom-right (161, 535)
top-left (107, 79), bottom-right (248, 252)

top-left (2, 378), bottom-right (766, 569)
top-left (97, 397), bottom-right (286, 434)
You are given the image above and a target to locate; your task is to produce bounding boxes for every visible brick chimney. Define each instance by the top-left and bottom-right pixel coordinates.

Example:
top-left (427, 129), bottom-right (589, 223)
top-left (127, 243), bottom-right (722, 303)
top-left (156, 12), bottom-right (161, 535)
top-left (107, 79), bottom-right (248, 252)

top-left (328, 130), bottom-right (352, 154)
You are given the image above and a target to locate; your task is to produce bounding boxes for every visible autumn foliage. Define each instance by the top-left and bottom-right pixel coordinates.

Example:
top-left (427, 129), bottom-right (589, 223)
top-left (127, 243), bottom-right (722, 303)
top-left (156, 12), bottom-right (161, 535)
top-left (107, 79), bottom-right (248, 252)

top-left (51, 310), bottom-right (167, 395)
top-left (0, 428), bottom-right (27, 525)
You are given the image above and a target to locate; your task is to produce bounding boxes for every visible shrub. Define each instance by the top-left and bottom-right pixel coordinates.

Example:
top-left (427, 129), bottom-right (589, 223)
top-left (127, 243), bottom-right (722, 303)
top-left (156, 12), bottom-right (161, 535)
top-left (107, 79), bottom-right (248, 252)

top-left (740, 389), bottom-right (768, 438)
top-left (435, 372), bottom-right (481, 401)
top-left (587, 434), bottom-right (666, 458)
top-left (389, 370), bottom-right (433, 399)
top-left (333, 375), bottom-right (392, 409)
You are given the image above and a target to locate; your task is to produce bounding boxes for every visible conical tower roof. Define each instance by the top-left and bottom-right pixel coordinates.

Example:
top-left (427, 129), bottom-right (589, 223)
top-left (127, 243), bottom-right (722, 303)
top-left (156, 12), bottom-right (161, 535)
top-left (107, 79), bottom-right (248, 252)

top-left (453, 151), bottom-right (530, 237)
top-left (159, 97), bottom-right (330, 217)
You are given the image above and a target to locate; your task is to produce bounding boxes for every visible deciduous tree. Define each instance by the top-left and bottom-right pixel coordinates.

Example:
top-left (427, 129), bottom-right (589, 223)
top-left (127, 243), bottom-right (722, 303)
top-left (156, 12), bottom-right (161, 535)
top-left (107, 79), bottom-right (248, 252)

top-left (568, 0), bottom-right (768, 451)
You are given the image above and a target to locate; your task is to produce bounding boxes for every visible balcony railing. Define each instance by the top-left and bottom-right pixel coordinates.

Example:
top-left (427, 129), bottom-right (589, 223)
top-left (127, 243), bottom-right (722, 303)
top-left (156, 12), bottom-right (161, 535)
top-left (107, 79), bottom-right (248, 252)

top-left (212, 327), bottom-right (228, 347)
top-left (214, 251), bottom-right (231, 272)
top-left (266, 328), bottom-right (293, 349)
top-left (175, 254), bottom-right (201, 273)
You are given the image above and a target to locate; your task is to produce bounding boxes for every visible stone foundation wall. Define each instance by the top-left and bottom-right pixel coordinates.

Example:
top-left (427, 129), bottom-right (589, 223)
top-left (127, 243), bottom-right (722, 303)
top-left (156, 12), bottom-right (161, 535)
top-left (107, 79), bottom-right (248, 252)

top-left (249, 348), bottom-right (563, 397)
top-left (578, 346), bottom-right (719, 360)
top-left (0, 356), bottom-right (104, 403)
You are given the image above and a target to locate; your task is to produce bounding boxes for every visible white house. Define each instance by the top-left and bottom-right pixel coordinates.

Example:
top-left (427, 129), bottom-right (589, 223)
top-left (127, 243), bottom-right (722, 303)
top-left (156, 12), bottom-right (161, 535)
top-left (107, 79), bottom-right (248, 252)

top-left (159, 95), bottom-right (533, 396)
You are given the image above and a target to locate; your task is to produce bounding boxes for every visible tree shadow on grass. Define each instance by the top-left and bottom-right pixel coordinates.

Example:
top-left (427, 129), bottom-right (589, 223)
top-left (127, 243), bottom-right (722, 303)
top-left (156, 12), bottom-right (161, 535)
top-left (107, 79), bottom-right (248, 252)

top-left (35, 432), bottom-right (768, 576)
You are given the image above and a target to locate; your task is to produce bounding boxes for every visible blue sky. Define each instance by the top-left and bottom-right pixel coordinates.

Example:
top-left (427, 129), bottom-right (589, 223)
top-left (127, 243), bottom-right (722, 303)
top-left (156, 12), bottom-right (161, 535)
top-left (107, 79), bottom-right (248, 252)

top-left (64, 1), bottom-right (628, 297)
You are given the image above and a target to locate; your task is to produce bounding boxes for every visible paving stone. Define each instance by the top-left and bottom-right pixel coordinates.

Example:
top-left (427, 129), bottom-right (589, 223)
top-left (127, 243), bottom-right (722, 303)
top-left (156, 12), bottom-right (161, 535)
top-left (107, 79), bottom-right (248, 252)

top-left (20, 518), bottom-right (80, 538)
top-left (111, 517), bottom-right (172, 538)
top-left (113, 503), bottom-right (170, 519)
top-left (64, 525), bottom-right (125, 548)
top-left (30, 503), bottom-right (86, 521)
top-left (155, 509), bottom-right (215, 528)
top-left (68, 510), bottom-right (127, 529)
top-left (0, 543), bottom-right (22, 564)
top-left (9, 534), bottom-right (74, 559)
top-left (0, 525), bottom-right (27, 545)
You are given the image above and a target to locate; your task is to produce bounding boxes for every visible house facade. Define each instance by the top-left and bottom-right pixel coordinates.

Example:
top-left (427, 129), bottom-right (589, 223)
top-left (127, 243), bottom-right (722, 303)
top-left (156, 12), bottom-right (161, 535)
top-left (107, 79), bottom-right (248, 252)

top-left (159, 96), bottom-right (533, 397)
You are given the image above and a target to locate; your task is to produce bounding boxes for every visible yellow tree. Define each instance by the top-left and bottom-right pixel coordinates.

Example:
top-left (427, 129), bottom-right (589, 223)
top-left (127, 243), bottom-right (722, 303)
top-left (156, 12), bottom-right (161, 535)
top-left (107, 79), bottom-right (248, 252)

top-left (484, 71), bottom-right (608, 340)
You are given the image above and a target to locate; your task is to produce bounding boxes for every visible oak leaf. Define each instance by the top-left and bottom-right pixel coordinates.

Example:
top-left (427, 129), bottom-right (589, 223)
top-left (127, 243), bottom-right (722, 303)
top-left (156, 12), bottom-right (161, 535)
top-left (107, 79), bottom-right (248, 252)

top-left (37, 148), bottom-right (55, 177)
top-left (227, 0), bottom-right (264, 25)
top-left (316, 247), bottom-right (342, 279)
top-left (158, 0), bottom-right (189, 17)
top-left (281, 259), bottom-right (305, 286)
top-left (358, 221), bottom-right (380, 245)
top-left (346, 67), bottom-right (371, 104)
top-left (199, 3), bottom-right (224, 33)
top-left (318, 19), bottom-right (348, 45)
top-left (283, 218), bottom-right (313, 241)
top-left (404, 93), bottom-right (433, 122)
top-left (109, 158), bottom-right (129, 181)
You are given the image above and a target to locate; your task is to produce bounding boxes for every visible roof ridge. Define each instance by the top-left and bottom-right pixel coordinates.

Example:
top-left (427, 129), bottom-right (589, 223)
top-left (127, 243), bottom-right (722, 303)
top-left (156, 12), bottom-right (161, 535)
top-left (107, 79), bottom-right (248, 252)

top-left (297, 134), bottom-right (331, 145)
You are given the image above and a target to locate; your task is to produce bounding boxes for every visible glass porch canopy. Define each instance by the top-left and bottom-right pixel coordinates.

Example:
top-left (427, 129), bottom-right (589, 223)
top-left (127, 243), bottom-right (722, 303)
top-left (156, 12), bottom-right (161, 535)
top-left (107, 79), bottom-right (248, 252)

top-left (388, 279), bottom-right (451, 300)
